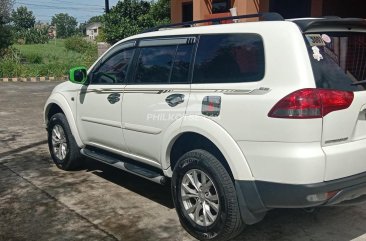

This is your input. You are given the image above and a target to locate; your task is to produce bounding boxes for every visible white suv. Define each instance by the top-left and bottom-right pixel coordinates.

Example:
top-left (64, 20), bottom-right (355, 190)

top-left (44, 13), bottom-right (366, 241)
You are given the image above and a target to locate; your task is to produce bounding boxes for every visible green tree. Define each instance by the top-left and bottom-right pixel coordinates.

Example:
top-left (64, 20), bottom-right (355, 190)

top-left (11, 6), bottom-right (36, 30)
top-left (95, 27), bottom-right (106, 42)
top-left (88, 15), bottom-right (103, 24)
top-left (78, 22), bottom-right (87, 35)
top-left (104, 0), bottom-right (170, 44)
top-left (0, 0), bottom-right (14, 21)
top-left (104, 0), bottom-right (150, 43)
top-left (51, 13), bottom-right (78, 38)
top-left (0, 0), bottom-right (14, 55)
top-left (150, 0), bottom-right (170, 22)
top-left (15, 27), bottom-right (49, 44)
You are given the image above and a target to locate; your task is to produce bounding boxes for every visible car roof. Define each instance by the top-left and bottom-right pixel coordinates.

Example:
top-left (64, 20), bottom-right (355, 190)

top-left (119, 20), bottom-right (293, 44)
top-left (114, 15), bottom-right (366, 46)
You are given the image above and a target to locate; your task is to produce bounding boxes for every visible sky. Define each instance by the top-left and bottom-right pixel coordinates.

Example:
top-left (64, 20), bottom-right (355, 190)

top-left (13, 0), bottom-right (120, 24)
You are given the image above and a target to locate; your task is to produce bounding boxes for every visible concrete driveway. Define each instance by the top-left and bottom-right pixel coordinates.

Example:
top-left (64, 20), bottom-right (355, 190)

top-left (1, 82), bottom-right (366, 241)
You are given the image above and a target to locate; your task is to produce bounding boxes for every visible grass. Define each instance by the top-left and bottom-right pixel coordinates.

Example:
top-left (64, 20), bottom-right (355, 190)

top-left (0, 39), bottom-right (97, 78)
top-left (15, 40), bottom-right (81, 64)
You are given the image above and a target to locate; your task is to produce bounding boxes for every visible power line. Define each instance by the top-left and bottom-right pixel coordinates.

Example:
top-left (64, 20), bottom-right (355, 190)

top-left (36, 14), bottom-right (98, 18)
top-left (15, 0), bottom-right (104, 8)
top-left (16, 2), bottom-right (102, 11)
top-left (16, 1), bottom-right (104, 12)
top-left (13, 0), bottom-right (107, 23)
top-left (17, 1), bottom-right (103, 11)
top-left (21, 0), bottom-right (104, 8)
top-left (48, 0), bottom-right (104, 8)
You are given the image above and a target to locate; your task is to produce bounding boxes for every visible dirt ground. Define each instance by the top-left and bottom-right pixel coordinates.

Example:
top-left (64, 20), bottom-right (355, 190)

top-left (1, 82), bottom-right (366, 241)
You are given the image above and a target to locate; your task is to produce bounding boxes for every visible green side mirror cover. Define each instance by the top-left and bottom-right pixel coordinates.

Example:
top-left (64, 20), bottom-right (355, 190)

top-left (69, 67), bottom-right (87, 84)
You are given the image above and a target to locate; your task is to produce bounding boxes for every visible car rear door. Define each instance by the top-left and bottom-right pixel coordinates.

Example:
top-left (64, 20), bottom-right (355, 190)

top-left (304, 30), bottom-right (366, 180)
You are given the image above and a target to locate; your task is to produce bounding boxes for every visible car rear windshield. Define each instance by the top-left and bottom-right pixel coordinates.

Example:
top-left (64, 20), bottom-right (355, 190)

top-left (305, 32), bottom-right (366, 91)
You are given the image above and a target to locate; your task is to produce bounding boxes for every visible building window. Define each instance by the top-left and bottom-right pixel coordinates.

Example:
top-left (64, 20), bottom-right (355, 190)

top-left (182, 2), bottom-right (193, 22)
top-left (212, 0), bottom-right (230, 14)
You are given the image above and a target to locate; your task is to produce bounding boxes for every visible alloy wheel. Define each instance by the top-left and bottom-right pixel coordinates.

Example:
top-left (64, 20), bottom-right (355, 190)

top-left (51, 124), bottom-right (68, 160)
top-left (181, 169), bottom-right (220, 227)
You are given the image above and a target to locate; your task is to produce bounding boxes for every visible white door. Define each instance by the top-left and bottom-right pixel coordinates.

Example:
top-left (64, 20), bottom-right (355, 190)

top-left (77, 43), bottom-right (135, 152)
top-left (122, 37), bottom-right (195, 165)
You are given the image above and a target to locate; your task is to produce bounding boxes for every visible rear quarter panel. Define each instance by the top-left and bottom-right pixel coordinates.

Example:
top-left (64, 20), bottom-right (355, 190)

top-left (185, 22), bottom-right (325, 183)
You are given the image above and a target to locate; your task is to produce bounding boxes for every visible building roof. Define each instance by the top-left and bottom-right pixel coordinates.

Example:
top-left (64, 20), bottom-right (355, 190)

top-left (86, 22), bottom-right (102, 29)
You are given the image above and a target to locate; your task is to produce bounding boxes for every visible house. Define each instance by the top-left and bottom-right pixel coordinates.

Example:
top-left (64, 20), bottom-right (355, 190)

top-left (86, 22), bottom-right (102, 40)
top-left (171, 0), bottom-right (366, 24)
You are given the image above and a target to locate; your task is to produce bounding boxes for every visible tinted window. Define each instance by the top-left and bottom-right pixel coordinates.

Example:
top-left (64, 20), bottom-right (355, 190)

top-left (134, 45), bottom-right (176, 84)
top-left (212, 0), bottom-right (230, 13)
top-left (91, 48), bottom-right (134, 84)
top-left (171, 44), bottom-right (194, 84)
top-left (193, 34), bottom-right (265, 84)
top-left (305, 32), bottom-right (366, 91)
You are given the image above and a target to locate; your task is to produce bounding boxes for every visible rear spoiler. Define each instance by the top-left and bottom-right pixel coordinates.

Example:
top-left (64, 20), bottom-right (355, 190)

top-left (292, 18), bottom-right (366, 32)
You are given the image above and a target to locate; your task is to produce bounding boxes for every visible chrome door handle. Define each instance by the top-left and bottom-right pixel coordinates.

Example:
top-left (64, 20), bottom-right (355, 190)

top-left (165, 94), bottom-right (185, 107)
top-left (107, 93), bottom-right (121, 104)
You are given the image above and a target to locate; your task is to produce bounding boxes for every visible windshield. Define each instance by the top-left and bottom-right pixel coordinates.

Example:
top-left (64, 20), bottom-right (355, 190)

top-left (305, 32), bottom-right (366, 91)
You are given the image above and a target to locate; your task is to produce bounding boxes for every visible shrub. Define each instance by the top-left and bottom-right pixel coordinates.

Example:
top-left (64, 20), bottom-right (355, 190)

top-left (2, 39), bottom-right (98, 78)
top-left (14, 28), bottom-right (49, 44)
top-left (95, 28), bottom-right (107, 42)
top-left (64, 36), bottom-right (96, 55)
top-left (0, 22), bottom-right (13, 56)
top-left (25, 52), bottom-right (43, 64)
top-left (0, 59), bottom-right (21, 78)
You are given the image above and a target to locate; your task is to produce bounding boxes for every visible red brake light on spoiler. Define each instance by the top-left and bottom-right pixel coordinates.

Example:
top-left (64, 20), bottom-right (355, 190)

top-left (268, 88), bottom-right (354, 119)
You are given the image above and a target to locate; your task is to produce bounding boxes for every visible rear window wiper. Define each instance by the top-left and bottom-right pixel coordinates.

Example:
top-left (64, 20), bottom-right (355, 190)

top-left (351, 80), bottom-right (366, 86)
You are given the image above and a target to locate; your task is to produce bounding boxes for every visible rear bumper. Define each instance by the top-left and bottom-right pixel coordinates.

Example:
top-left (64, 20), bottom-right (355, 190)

top-left (322, 138), bottom-right (366, 181)
top-left (235, 171), bottom-right (366, 224)
top-left (237, 141), bottom-right (326, 184)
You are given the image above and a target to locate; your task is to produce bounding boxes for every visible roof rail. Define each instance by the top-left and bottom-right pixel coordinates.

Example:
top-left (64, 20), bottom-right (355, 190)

top-left (144, 12), bottom-right (284, 33)
top-left (322, 16), bottom-right (342, 19)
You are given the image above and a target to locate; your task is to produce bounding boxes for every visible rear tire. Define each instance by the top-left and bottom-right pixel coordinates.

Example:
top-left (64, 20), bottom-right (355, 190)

top-left (47, 113), bottom-right (82, 170)
top-left (172, 149), bottom-right (244, 241)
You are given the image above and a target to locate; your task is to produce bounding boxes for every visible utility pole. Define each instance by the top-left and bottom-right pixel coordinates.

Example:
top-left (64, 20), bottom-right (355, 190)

top-left (105, 0), bottom-right (110, 13)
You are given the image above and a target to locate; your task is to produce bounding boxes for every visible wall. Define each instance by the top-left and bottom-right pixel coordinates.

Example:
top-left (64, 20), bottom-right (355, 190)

top-left (170, 0), bottom-right (339, 23)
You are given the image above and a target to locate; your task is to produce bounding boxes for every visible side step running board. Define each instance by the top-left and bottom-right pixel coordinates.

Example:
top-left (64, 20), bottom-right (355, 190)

top-left (81, 148), bottom-right (167, 185)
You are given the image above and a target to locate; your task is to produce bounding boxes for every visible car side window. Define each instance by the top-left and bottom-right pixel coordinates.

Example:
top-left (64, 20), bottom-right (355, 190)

top-left (134, 45), bottom-right (177, 84)
top-left (90, 48), bottom-right (134, 85)
top-left (193, 34), bottom-right (265, 84)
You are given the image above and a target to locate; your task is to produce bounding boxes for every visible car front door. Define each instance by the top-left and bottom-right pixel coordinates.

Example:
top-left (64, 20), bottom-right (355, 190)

top-left (76, 42), bottom-right (135, 152)
top-left (122, 37), bottom-right (195, 166)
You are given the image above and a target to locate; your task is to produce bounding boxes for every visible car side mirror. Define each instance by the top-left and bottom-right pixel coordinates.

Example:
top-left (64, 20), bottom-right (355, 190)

top-left (69, 67), bottom-right (87, 84)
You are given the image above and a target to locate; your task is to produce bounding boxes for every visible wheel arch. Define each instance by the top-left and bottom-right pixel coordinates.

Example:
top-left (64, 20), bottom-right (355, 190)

top-left (44, 93), bottom-right (84, 148)
top-left (161, 116), bottom-right (254, 181)
top-left (45, 103), bottom-right (64, 123)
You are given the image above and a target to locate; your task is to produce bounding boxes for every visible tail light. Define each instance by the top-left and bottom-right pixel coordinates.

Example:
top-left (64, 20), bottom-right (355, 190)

top-left (268, 88), bottom-right (354, 119)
